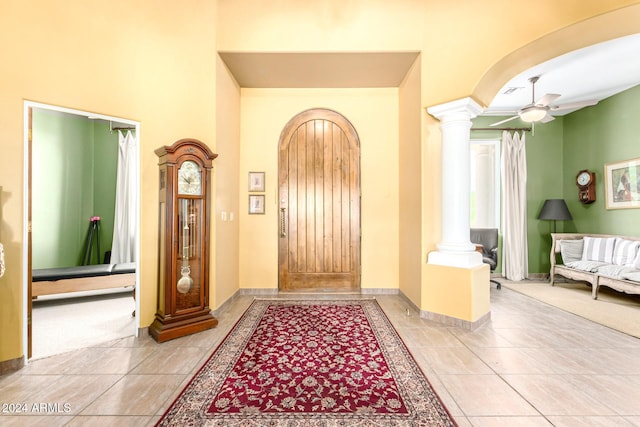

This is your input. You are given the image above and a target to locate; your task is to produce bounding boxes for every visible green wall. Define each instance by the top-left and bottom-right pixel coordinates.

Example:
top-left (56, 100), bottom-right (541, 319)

top-left (523, 118), bottom-right (566, 274)
top-left (472, 83), bottom-right (640, 275)
top-left (563, 84), bottom-right (640, 237)
top-left (32, 110), bottom-right (119, 268)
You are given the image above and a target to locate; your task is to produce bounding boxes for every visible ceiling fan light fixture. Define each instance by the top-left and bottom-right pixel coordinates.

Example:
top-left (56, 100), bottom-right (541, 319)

top-left (519, 106), bottom-right (548, 122)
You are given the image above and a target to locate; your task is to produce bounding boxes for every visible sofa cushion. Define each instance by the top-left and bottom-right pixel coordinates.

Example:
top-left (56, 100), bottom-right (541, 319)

top-left (612, 238), bottom-right (640, 266)
top-left (566, 260), bottom-right (609, 272)
top-left (595, 264), bottom-right (634, 278)
top-left (633, 249), bottom-right (640, 269)
top-left (33, 264), bottom-right (114, 281)
top-left (621, 270), bottom-right (640, 282)
top-left (560, 239), bottom-right (584, 264)
top-left (582, 236), bottom-right (616, 263)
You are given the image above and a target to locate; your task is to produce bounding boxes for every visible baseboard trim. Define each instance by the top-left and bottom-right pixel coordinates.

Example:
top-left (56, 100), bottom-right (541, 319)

top-left (525, 273), bottom-right (548, 280)
top-left (238, 288), bottom-right (279, 296)
top-left (211, 290), bottom-right (246, 317)
top-left (398, 290), bottom-right (420, 312)
top-left (361, 288), bottom-right (400, 295)
top-left (420, 309), bottom-right (491, 331)
top-left (0, 356), bottom-right (25, 375)
top-left (233, 288), bottom-right (400, 297)
top-left (397, 290), bottom-right (492, 330)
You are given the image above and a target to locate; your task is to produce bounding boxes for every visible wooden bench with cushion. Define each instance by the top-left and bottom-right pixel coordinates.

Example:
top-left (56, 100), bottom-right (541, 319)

top-left (32, 263), bottom-right (135, 297)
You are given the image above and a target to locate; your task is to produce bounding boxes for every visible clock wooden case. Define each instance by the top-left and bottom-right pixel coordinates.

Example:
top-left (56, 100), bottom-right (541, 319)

top-left (150, 139), bottom-right (218, 342)
top-left (576, 169), bottom-right (596, 204)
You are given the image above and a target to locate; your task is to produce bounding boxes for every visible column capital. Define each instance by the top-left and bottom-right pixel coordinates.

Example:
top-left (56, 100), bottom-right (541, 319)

top-left (427, 97), bottom-right (484, 122)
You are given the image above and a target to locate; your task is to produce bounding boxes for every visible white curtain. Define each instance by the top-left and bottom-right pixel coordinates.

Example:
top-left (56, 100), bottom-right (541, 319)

top-left (501, 131), bottom-right (528, 280)
top-left (111, 130), bottom-right (137, 264)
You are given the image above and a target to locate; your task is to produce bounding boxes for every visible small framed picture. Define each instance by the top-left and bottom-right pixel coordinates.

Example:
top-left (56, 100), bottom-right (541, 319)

top-left (249, 194), bottom-right (265, 214)
top-left (248, 172), bottom-right (265, 192)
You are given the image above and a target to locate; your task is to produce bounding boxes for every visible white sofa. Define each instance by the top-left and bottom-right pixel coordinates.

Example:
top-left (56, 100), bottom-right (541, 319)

top-left (550, 233), bottom-right (640, 299)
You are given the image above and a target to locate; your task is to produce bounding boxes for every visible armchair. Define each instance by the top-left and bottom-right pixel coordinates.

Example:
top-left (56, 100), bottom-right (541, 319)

top-left (470, 228), bottom-right (501, 289)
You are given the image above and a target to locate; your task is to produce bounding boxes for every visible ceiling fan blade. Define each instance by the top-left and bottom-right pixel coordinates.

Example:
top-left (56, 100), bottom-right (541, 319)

top-left (536, 93), bottom-right (561, 107)
top-left (490, 116), bottom-right (519, 127)
top-left (540, 114), bottom-right (555, 123)
top-left (550, 99), bottom-right (598, 111)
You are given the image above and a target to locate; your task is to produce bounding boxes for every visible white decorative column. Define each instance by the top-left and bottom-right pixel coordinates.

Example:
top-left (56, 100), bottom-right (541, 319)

top-left (427, 97), bottom-right (483, 268)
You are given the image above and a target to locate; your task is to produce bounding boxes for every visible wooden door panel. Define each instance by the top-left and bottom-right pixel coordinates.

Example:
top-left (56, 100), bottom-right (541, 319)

top-left (285, 273), bottom-right (354, 290)
top-left (279, 109), bottom-right (360, 291)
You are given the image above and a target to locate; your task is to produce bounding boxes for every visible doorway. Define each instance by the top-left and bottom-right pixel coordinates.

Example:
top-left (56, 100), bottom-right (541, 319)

top-left (278, 109), bottom-right (361, 292)
top-left (470, 139), bottom-right (500, 229)
top-left (23, 101), bottom-right (140, 360)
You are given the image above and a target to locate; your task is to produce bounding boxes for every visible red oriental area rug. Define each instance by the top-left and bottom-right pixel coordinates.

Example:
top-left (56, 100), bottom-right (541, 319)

top-left (156, 299), bottom-right (456, 426)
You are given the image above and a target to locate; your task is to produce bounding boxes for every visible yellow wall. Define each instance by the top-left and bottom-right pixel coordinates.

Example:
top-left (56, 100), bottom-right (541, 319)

top-left (0, 0), bottom-right (218, 362)
top-left (1, 0), bottom-right (638, 365)
top-left (214, 56), bottom-right (241, 305)
top-left (238, 88), bottom-right (400, 290)
top-left (398, 57), bottom-right (423, 302)
top-left (218, 0), bottom-right (638, 106)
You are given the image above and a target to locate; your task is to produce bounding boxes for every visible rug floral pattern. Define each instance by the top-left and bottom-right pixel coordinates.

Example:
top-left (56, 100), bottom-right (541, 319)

top-left (157, 299), bottom-right (456, 426)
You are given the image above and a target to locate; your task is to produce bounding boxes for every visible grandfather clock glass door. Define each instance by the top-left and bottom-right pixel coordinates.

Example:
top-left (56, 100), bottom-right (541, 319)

top-left (176, 197), bottom-right (202, 312)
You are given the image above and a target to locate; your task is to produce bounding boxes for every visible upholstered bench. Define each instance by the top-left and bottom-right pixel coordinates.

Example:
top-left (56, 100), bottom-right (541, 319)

top-left (550, 233), bottom-right (640, 299)
top-left (32, 263), bottom-right (136, 297)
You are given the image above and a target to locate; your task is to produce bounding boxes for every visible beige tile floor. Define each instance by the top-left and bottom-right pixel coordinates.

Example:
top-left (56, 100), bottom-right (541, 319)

top-left (2, 285), bottom-right (640, 426)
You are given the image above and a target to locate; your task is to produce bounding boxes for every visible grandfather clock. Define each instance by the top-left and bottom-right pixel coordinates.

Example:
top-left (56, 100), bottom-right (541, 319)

top-left (150, 139), bottom-right (218, 342)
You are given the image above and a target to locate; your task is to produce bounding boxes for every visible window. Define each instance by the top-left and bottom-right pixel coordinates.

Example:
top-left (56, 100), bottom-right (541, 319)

top-left (470, 139), bottom-right (500, 228)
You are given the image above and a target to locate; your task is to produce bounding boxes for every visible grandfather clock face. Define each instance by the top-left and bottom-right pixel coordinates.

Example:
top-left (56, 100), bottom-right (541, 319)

top-left (178, 160), bottom-right (202, 195)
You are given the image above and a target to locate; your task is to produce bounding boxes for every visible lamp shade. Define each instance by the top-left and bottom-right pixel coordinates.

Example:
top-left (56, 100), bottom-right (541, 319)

top-left (519, 106), bottom-right (548, 123)
top-left (537, 199), bottom-right (573, 221)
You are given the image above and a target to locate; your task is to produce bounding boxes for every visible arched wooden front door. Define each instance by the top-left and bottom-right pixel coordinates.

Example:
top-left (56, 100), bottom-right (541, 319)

top-left (278, 109), bottom-right (361, 291)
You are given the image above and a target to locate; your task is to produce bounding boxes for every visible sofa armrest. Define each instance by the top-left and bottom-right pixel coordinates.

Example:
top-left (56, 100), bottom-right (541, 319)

top-left (550, 233), bottom-right (589, 285)
top-left (550, 234), bottom-right (561, 284)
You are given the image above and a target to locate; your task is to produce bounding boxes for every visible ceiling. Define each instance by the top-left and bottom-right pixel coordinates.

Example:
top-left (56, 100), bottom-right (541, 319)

top-left (220, 34), bottom-right (640, 119)
top-left (483, 33), bottom-right (640, 117)
top-left (219, 51), bottom-right (420, 88)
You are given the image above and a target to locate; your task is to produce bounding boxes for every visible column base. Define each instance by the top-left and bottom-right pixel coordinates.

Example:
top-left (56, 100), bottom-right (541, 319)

top-left (428, 250), bottom-right (483, 268)
top-left (423, 263), bottom-right (490, 323)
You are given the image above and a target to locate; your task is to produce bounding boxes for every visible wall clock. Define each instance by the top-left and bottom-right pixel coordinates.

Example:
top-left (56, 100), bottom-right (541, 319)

top-left (576, 169), bottom-right (596, 204)
top-left (150, 138), bottom-right (218, 342)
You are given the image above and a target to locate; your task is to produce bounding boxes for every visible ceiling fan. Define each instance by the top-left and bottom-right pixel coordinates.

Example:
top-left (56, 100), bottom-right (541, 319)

top-left (490, 76), bottom-right (598, 127)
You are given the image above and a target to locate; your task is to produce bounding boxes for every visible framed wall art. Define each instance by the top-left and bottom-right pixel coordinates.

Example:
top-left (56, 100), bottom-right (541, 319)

top-left (249, 194), bottom-right (265, 214)
top-left (248, 172), bottom-right (265, 192)
top-left (604, 157), bottom-right (640, 210)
